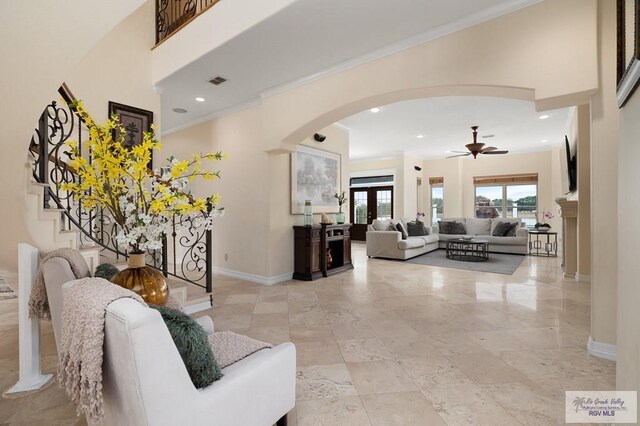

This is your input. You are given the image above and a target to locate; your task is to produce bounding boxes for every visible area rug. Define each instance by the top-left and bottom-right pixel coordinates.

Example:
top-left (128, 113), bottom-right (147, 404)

top-left (0, 277), bottom-right (17, 300)
top-left (406, 249), bottom-right (525, 275)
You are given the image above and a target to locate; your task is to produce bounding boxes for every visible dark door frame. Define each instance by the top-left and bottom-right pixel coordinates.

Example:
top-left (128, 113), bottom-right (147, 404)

top-left (350, 185), bottom-right (394, 241)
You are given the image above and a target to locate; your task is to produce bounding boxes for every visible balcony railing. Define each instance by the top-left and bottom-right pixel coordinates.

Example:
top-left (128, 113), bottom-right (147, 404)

top-left (156, 0), bottom-right (221, 45)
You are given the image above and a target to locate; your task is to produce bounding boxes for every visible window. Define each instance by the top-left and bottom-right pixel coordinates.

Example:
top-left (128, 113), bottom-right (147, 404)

top-left (474, 174), bottom-right (538, 227)
top-left (429, 177), bottom-right (444, 225)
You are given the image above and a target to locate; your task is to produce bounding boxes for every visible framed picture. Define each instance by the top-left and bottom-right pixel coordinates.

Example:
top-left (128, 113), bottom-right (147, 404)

top-left (108, 101), bottom-right (154, 168)
top-left (291, 145), bottom-right (341, 214)
top-left (617, 0), bottom-right (640, 107)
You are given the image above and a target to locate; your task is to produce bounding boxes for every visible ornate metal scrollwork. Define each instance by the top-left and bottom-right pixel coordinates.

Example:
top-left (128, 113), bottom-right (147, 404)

top-left (29, 85), bottom-right (213, 292)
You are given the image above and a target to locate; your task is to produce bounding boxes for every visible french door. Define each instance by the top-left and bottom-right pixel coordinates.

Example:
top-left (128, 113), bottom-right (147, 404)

top-left (350, 186), bottom-right (394, 241)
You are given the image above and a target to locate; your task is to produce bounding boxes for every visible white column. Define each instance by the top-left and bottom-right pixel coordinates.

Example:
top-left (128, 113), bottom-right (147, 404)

top-left (5, 244), bottom-right (53, 394)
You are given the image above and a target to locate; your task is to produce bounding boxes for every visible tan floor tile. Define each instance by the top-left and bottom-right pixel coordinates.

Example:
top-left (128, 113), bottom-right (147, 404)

top-left (296, 396), bottom-right (371, 426)
top-left (422, 383), bottom-right (520, 425)
top-left (296, 364), bottom-right (358, 400)
top-left (253, 301), bottom-right (289, 314)
top-left (447, 351), bottom-right (529, 384)
top-left (296, 339), bottom-right (345, 366)
top-left (337, 338), bottom-right (394, 362)
top-left (331, 322), bottom-right (376, 340)
top-left (379, 335), bottom-right (440, 359)
top-left (347, 360), bottom-right (418, 395)
top-left (397, 356), bottom-right (475, 390)
top-left (361, 391), bottom-right (446, 426)
top-left (249, 313), bottom-right (290, 328)
top-left (481, 380), bottom-right (564, 425)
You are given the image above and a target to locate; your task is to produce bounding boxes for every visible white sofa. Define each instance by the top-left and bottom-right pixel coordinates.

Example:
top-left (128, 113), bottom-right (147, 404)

top-left (366, 218), bottom-right (439, 260)
top-left (434, 217), bottom-right (528, 255)
top-left (42, 257), bottom-right (296, 426)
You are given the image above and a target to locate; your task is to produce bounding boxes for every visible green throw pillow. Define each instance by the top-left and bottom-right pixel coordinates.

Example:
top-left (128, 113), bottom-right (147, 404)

top-left (94, 263), bottom-right (120, 280)
top-left (150, 305), bottom-right (223, 388)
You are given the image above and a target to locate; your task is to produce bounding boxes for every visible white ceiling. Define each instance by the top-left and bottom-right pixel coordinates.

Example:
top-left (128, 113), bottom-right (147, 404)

top-left (157, 0), bottom-right (540, 133)
top-left (339, 96), bottom-right (571, 160)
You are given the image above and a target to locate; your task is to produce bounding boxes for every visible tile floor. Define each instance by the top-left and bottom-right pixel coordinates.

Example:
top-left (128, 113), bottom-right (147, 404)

top-left (0, 244), bottom-right (615, 425)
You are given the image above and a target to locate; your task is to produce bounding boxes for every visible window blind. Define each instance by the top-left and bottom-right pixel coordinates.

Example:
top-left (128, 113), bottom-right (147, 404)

top-left (429, 177), bottom-right (444, 185)
top-left (473, 173), bottom-right (538, 185)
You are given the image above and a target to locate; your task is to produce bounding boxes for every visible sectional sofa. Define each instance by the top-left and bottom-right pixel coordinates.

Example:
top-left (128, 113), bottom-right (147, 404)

top-left (366, 218), bottom-right (439, 260)
top-left (434, 217), bottom-right (528, 254)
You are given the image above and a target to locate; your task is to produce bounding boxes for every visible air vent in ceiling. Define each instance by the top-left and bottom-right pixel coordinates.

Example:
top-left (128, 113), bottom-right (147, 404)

top-left (208, 76), bottom-right (227, 85)
top-left (481, 134), bottom-right (495, 139)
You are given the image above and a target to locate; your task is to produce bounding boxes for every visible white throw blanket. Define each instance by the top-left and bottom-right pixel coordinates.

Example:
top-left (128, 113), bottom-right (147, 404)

top-left (29, 248), bottom-right (91, 320)
top-left (57, 278), bottom-right (145, 423)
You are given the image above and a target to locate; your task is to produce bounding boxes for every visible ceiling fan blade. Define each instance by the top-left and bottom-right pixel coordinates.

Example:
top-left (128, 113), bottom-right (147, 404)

top-left (446, 153), bottom-right (470, 158)
top-left (482, 150), bottom-right (509, 155)
top-left (450, 150), bottom-right (468, 153)
top-left (482, 146), bottom-right (498, 152)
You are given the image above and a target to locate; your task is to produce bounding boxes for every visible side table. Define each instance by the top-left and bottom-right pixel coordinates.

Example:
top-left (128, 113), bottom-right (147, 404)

top-left (528, 230), bottom-right (558, 257)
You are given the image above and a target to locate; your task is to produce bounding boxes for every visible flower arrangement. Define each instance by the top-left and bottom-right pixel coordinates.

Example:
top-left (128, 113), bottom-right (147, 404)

top-left (61, 101), bottom-right (225, 254)
top-left (535, 210), bottom-right (554, 228)
top-left (416, 212), bottom-right (426, 223)
top-left (334, 191), bottom-right (347, 212)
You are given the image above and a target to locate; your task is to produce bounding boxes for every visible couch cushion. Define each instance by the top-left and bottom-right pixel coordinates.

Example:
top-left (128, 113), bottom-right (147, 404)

top-left (465, 218), bottom-right (491, 235)
top-left (372, 219), bottom-right (394, 231)
top-left (439, 221), bottom-right (467, 234)
top-left (395, 222), bottom-right (408, 239)
top-left (398, 237), bottom-right (426, 249)
top-left (492, 221), bottom-right (511, 236)
top-left (483, 235), bottom-right (527, 245)
top-left (437, 233), bottom-right (473, 241)
top-left (151, 305), bottom-right (223, 388)
top-left (407, 221), bottom-right (428, 236)
top-left (490, 217), bottom-right (521, 234)
top-left (418, 234), bottom-right (439, 244)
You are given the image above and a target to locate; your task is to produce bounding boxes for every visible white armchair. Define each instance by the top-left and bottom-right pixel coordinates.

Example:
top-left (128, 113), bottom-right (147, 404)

top-left (42, 256), bottom-right (297, 426)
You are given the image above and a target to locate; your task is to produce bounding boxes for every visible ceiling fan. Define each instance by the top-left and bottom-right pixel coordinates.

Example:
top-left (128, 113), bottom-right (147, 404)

top-left (446, 126), bottom-right (509, 159)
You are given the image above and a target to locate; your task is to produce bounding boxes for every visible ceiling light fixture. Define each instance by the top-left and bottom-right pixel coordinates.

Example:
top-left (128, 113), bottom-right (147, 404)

top-left (541, 139), bottom-right (548, 143)
top-left (195, 97), bottom-right (205, 102)
top-left (172, 108), bottom-right (188, 113)
top-left (417, 134), bottom-right (424, 139)
top-left (370, 107), bottom-right (380, 113)
top-left (538, 114), bottom-right (550, 120)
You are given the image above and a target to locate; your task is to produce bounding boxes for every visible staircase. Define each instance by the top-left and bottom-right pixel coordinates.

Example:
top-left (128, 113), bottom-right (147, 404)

top-left (25, 85), bottom-right (213, 312)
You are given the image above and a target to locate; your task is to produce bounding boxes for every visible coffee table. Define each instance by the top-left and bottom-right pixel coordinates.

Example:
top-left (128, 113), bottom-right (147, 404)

top-left (446, 238), bottom-right (490, 262)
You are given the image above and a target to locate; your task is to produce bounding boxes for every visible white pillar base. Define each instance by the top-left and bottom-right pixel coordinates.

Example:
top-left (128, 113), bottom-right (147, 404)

top-left (587, 336), bottom-right (617, 361)
top-left (563, 272), bottom-right (575, 279)
top-left (5, 244), bottom-right (53, 395)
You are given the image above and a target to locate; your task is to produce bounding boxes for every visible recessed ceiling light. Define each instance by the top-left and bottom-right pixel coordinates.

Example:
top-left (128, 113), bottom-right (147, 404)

top-left (417, 134), bottom-right (424, 139)
top-left (172, 108), bottom-right (188, 114)
top-left (541, 139), bottom-right (548, 143)
top-left (195, 97), bottom-right (205, 102)
top-left (370, 107), bottom-right (380, 113)
top-left (538, 114), bottom-right (550, 120)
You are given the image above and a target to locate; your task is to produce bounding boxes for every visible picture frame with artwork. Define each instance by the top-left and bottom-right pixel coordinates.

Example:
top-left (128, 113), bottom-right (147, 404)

top-left (617, 0), bottom-right (640, 107)
top-left (291, 145), bottom-right (341, 214)
top-left (108, 101), bottom-right (154, 169)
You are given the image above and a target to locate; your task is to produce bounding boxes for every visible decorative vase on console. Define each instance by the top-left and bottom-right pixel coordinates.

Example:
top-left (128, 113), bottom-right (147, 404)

top-left (59, 100), bottom-right (225, 304)
top-left (334, 191), bottom-right (347, 224)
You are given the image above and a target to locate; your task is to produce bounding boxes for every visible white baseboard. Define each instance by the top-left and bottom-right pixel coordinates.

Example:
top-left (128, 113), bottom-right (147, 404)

top-left (183, 299), bottom-right (213, 315)
top-left (212, 266), bottom-right (292, 286)
top-left (587, 336), bottom-right (617, 361)
top-left (575, 273), bottom-right (591, 283)
top-left (563, 272), bottom-right (575, 279)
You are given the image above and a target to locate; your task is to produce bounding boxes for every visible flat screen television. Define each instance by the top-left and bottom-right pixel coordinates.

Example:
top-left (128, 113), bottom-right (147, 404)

top-left (563, 135), bottom-right (577, 193)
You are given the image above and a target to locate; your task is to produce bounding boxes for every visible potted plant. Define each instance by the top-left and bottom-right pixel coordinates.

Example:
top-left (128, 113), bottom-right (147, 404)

top-left (61, 101), bottom-right (225, 304)
top-left (416, 212), bottom-right (426, 223)
top-left (334, 191), bottom-right (347, 224)
top-left (534, 210), bottom-right (554, 232)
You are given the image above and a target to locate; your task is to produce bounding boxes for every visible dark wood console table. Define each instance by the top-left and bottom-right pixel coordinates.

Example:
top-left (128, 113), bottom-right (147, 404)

top-left (293, 224), bottom-right (353, 281)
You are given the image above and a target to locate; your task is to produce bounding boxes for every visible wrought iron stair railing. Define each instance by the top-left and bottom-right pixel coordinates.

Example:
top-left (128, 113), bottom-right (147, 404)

top-left (28, 84), bottom-right (213, 293)
top-left (155, 0), bottom-right (221, 45)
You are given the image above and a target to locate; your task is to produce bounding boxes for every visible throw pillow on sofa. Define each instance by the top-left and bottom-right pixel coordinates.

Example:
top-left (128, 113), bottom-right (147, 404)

top-left (150, 305), bottom-right (223, 388)
top-left (407, 221), bottom-right (428, 236)
top-left (492, 221), bottom-right (510, 236)
top-left (395, 222), bottom-right (408, 239)
top-left (505, 222), bottom-right (519, 236)
top-left (442, 221), bottom-right (466, 235)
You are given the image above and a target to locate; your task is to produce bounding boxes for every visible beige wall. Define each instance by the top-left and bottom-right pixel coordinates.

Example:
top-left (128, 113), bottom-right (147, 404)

top-left (590, 0), bottom-right (618, 348)
top-left (0, 0), bottom-right (145, 269)
top-left (261, 0), bottom-right (598, 152)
